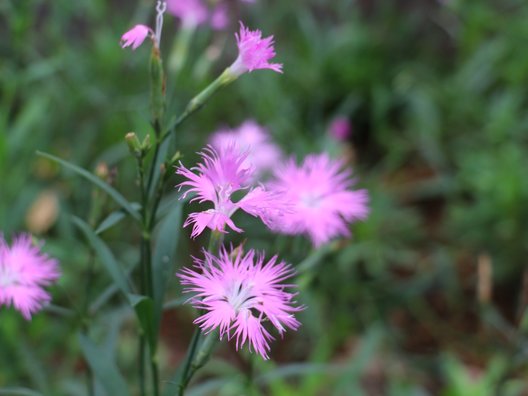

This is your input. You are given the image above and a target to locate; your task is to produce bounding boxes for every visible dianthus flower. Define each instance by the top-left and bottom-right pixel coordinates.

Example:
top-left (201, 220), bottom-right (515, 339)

top-left (167, 0), bottom-right (208, 28)
top-left (0, 234), bottom-right (60, 320)
top-left (227, 22), bottom-right (283, 76)
top-left (210, 2), bottom-right (229, 30)
top-left (120, 1), bottom-right (167, 50)
top-left (178, 247), bottom-right (302, 359)
top-left (268, 154), bottom-right (369, 247)
top-left (176, 145), bottom-right (280, 238)
top-left (209, 120), bottom-right (282, 177)
top-left (120, 24), bottom-right (153, 50)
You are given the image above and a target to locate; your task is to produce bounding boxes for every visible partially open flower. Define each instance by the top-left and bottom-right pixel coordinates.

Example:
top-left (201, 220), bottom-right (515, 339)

top-left (227, 22), bottom-right (283, 76)
top-left (120, 24), bottom-right (153, 50)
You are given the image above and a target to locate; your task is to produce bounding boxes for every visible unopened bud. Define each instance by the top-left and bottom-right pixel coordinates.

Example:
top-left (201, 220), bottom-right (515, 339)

top-left (95, 162), bottom-right (109, 179)
top-left (141, 134), bottom-right (152, 152)
top-left (125, 132), bottom-right (142, 157)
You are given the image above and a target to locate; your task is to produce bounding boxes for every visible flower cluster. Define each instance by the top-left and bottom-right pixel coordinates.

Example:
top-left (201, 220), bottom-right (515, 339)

top-left (0, 234), bottom-right (60, 320)
top-left (209, 120), bottom-right (282, 177)
top-left (179, 247), bottom-right (301, 359)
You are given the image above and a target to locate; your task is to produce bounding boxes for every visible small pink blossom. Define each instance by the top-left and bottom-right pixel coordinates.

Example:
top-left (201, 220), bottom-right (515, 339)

top-left (176, 145), bottom-right (281, 238)
top-left (210, 3), bottom-right (229, 30)
top-left (120, 24), bottom-right (153, 50)
top-left (228, 22), bottom-right (283, 76)
top-left (0, 234), bottom-right (60, 320)
top-left (268, 154), bottom-right (369, 247)
top-left (329, 117), bottom-right (352, 141)
top-left (209, 120), bottom-right (282, 177)
top-left (167, 0), bottom-right (208, 28)
top-left (178, 247), bottom-right (302, 359)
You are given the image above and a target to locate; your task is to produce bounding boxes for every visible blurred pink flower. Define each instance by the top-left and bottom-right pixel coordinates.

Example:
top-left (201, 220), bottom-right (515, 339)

top-left (179, 247), bottom-right (302, 359)
top-left (176, 145), bottom-right (281, 237)
top-left (210, 3), bottom-right (229, 30)
top-left (0, 234), bottom-right (60, 320)
top-left (167, 0), bottom-right (208, 28)
top-left (268, 154), bottom-right (369, 247)
top-left (329, 117), bottom-right (352, 141)
top-left (228, 22), bottom-right (283, 76)
top-left (120, 24), bottom-right (153, 50)
top-left (209, 120), bottom-right (282, 177)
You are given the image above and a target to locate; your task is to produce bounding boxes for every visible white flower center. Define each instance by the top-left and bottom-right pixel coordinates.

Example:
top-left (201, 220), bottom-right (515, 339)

top-left (226, 280), bottom-right (256, 312)
top-left (300, 192), bottom-right (322, 209)
top-left (0, 267), bottom-right (19, 288)
top-left (215, 185), bottom-right (237, 216)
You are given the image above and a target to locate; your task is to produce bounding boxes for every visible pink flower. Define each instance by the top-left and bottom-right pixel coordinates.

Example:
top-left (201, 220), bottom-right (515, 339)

top-left (167, 0), bottom-right (208, 28)
top-left (329, 117), bottom-right (352, 141)
top-left (228, 22), bottom-right (283, 76)
top-left (210, 3), bottom-right (229, 30)
top-left (0, 234), bottom-right (60, 320)
top-left (268, 154), bottom-right (369, 247)
top-left (178, 247), bottom-right (302, 359)
top-left (209, 120), bottom-right (282, 177)
top-left (176, 145), bottom-right (281, 238)
top-left (120, 24), bottom-right (153, 50)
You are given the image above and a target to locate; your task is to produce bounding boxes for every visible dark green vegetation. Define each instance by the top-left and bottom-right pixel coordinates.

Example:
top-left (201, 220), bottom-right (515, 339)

top-left (1, 0), bottom-right (528, 394)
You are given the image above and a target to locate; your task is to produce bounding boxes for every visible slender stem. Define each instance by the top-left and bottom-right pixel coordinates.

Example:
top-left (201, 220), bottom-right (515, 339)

top-left (178, 328), bottom-right (202, 396)
top-left (139, 336), bottom-right (147, 396)
top-left (137, 156), bottom-right (147, 212)
top-left (184, 331), bottom-right (218, 387)
top-left (137, 150), bottom-right (154, 396)
top-left (151, 355), bottom-right (160, 396)
top-left (146, 116), bottom-right (164, 199)
top-left (161, 68), bottom-right (236, 144)
top-left (147, 165), bottom-right (171, 230)
top-left (207, 230), bottom-right (224, 254)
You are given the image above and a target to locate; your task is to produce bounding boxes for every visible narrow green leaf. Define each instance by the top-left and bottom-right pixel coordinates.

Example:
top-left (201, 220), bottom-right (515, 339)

top-left (163, 296), bottom-right (187, 310)
top-left (95, 203), bottom-right (141, 234)
top-left (152, 200), bottom-right (183, 336)
top-left (36, 151), bottom-right (140, 221)
top-left (128, 293), bottom-right (156, 354)
top-left (78, 333), bottom-right (131, 396)
top-left (73, 217), bottom-right (131, 296)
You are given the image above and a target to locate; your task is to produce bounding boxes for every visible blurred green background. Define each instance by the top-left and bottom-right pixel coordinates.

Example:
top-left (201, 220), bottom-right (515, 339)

top-left (2, 0), bottom-right (528, 395)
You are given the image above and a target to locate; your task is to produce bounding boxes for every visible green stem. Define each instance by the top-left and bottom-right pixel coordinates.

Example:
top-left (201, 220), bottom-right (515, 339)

top-left (161, 68), bottom-right (237, 143)
top-left (139, 336), bottom-right (147, 396)
top-left (177, 231), bottom-right (224, 395)
top-left (147, 164), bottom-right (171, 230)
top-left (178, 328), bottom-right (201, 396)
top-left (146, 130), bottom-right (162, 199)
top-left (185, 331), bottom-right (218, 386)
top-left (178, 331), bottom-right (218, 396)
top-left (207, 230), bottom-right (224, 254)
top-left (296, 242), bottom-right (337, 289)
